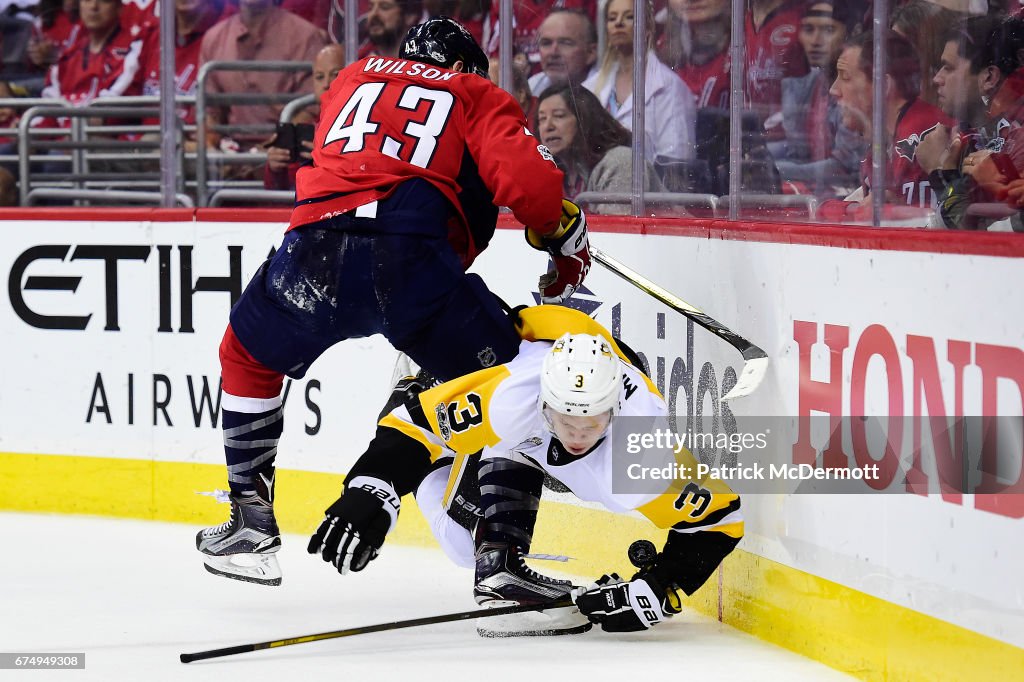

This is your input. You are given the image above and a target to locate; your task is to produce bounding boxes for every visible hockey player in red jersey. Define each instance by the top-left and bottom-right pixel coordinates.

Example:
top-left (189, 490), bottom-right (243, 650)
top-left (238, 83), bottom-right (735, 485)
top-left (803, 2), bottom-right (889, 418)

top-left (196, 17), bottom-right (591, 586)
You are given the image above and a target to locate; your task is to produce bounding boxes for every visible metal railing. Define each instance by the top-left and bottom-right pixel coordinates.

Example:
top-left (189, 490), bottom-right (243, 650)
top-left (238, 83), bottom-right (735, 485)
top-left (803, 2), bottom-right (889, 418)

top-left (17, 104), bottom-right (178, 205)
top-left (195, 60), bottom-right (313, 207)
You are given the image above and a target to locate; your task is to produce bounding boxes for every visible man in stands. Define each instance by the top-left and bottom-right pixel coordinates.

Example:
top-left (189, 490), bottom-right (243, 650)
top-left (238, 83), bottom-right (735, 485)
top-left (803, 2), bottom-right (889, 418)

top-left (199, 0), bottom-right (328, 152)
top-left (528, 10), bottom-right (597, 96)
top-left (41, 0), bottom-right (154, 108)
top-left (264, 42), bottom-right (346, 190)
top-left (827, 31), bottom-right (952, 213)
top-left (359, 0), bottom-right (423, 58)
top-left (745, 0), bottom-right (809, 127)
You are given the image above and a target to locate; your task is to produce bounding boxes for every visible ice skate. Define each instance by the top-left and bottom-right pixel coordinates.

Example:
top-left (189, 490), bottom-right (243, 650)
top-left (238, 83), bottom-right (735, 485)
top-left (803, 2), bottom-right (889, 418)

top-left (196, 476), bottom-right (281, 586)
top-left (473, 541), bottom-right (591, 637)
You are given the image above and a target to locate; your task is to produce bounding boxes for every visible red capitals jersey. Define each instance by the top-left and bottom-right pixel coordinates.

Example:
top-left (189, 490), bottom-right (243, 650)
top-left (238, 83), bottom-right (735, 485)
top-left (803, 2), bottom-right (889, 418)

top-left (42, 25), bottom-right (153, 109)
top-left (141, 3), bottom-right (235, 123)
top-left (292, 57), bottom-right (564, 260)
top-left (744, 1), bottom-right (808, 116)
top-left (675, 48), bottom-right (731, 110)
top-left (862, 97), bottom-right (952, 208)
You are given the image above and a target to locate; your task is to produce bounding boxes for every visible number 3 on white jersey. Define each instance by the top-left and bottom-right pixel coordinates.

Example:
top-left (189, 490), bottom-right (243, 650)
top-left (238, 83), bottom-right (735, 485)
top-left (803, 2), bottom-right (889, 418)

top-left (323, 82), bottom-right (455, 169)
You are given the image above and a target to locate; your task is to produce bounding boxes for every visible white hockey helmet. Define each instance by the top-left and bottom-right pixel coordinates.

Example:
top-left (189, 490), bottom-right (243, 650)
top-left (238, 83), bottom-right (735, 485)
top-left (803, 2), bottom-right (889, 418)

top-left (540, 333), bottom-right (622, 417)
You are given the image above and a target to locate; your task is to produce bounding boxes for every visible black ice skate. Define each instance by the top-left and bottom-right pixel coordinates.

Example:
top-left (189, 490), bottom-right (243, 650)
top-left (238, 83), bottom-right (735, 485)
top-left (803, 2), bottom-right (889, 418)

top-left (473, 541), bottom-right (591, 637)
top-left (196, 475), bottom-right (281, 586)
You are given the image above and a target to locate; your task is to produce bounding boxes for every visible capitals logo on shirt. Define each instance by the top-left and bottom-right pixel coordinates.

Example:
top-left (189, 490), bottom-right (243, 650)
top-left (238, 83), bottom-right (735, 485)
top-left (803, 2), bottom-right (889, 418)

top-left (895, 124), bottom-right (939, 161)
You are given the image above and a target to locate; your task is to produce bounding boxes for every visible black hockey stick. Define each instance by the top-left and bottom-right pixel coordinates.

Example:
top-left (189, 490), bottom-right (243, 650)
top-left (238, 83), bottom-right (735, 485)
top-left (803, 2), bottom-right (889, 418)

top-left (180, 595), bottom-right (574, 663)
top-left (589, 246), bottom-right (768, 400)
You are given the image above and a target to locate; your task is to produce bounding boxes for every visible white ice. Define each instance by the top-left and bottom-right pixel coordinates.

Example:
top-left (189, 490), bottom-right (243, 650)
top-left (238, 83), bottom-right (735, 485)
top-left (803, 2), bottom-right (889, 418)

top-left (0, 513), bottom-right (852, 681)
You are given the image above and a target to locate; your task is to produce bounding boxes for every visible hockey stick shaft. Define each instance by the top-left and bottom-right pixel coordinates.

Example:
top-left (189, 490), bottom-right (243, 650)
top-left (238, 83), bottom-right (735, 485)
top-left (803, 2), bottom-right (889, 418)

top-left (180, 596), bottom-right (574, 663)
top-left (589, 245), bottom-right (768, 399)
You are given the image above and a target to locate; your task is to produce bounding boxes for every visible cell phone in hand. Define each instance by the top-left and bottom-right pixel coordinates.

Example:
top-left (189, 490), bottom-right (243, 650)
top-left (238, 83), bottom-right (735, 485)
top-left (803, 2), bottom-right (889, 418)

top-left (273, 123), bottom-right (316, 162)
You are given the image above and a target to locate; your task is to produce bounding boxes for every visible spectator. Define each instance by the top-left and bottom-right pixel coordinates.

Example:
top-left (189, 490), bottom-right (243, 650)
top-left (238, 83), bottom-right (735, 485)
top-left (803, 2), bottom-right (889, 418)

top-left (660, 0), bottom-right (731, 109)
top-left (583, 0), bottom-right (696, 163)
top-left (28, 0), bottom-right (80, 70)
top-left (528, 10), bottom-right (597, 95)
top-left (142, 0), bottom-right (235, 127)
top-left (199, 0), bottom-right (328, 151)
top-left (934, 16), bottom-right (1024, 229)
top-left (891, 0), bottom-right (968, 108)
top-left (745, 0), bottom-right (809, 126)
top-left (0, 79), bottom-right (25, 175)
top-left (359, 0), bottom-right (421, 58)
top-left (264, 42), bottom-right (344, 190)
top-left (536, 83), bottom-right (664, 213)
top-left (770, 0), bottom-right (865, 195)
top-left (482, 0), bottom-right (596, 75)
top-left (826, 30), bottom-right (952, 214)
top-left (40, 0), bottom-right (153, 108)
top-left (0, 166), bottom-right (15, 205)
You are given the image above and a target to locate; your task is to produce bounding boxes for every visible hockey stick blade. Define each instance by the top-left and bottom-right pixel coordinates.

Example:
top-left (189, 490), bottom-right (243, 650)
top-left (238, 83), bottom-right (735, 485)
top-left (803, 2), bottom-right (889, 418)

top-left (590, 245), bottom-right (768, 400)
top-left (180, 595), bottom-right (574, 663)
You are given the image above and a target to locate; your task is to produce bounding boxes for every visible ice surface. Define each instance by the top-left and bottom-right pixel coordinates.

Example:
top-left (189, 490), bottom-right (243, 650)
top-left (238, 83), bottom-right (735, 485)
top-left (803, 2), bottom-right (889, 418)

top-left (0, 513), bottom-right (852, 681)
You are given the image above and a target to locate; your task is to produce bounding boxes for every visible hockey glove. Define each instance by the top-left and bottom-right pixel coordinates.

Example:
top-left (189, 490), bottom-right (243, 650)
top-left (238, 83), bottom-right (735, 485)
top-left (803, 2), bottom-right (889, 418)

top-left (307, 476), bottom-right (400, 575)
top-left (526, 199), bottom-right (591, 304)
top-left (573, 572), bottom-right (681, 632)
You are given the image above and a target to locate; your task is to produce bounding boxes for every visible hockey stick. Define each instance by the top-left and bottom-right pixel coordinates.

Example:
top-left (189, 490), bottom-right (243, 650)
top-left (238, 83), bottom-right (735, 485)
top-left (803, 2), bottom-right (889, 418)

top-left (180, 595), bottom-right (574, 663)
top-left (589, 245), bottom-right (768, 400)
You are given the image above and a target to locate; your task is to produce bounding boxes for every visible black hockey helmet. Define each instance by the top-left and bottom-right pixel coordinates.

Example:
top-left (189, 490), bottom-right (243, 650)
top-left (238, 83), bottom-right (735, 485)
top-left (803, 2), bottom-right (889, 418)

top-left (399, 16), bottom-right (489, 79)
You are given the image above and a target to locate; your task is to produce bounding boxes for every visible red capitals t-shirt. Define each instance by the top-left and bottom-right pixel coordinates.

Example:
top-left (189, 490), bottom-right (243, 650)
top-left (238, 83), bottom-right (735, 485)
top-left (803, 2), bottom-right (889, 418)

top-left (862, 97), bottom-right (952, 208)
top-left (744, 1), bottom-right (808, 117)
top-left (675, 48), bottom-right (731, 109)
top-left (141, 3), bottom-right (235, 123)
top-left (292, 57), bottom-right (565, 262)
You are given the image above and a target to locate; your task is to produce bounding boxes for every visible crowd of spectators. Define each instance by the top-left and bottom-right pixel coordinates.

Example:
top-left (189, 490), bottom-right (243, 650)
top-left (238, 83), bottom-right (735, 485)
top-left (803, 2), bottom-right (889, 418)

top-left (0, 0), bottom-right (1022, 230)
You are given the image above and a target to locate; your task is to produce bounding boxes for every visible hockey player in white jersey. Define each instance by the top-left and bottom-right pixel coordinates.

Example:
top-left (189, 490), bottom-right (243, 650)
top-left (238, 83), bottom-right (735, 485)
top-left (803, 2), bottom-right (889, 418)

top-left (308, 305), bottom-right (743, 636)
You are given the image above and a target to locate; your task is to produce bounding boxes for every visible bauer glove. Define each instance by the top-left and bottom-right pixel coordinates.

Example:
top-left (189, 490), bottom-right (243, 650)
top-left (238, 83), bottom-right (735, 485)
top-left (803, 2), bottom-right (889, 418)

top-left (525, 199), bottom-right (591, 304)
top-left (573, 572), bottom-right (681, 632)
top-left (307, 476), bottom-right (400, 575)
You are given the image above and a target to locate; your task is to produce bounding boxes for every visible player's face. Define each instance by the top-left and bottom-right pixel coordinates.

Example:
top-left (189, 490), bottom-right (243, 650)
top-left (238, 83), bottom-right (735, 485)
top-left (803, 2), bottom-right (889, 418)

top-left (537, 14), bottom-right (596, 86)
top-left (668, 0), bottom-right (728, 25)
top-left (798, 10), bottom-right (845, 69)
top-left (829, 45), bottom-right (871, 133)
top-left (934, 40), bottom-right (976, 121)
top-left (544, 408), bottom-right (612, 455)
top-left (79, 0), bottom-right (120, 32)
top-left (605, 0), bottom-right (634, 51)
top-left (537, 94), bottom-right (579, 157)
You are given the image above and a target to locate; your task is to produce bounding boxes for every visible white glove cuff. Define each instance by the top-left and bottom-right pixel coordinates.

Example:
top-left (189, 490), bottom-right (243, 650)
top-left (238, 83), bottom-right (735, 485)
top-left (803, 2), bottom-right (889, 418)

top-left (346, 476), bottom-right (401, 533)
top-left (627, 579), bottom-right (667, 629)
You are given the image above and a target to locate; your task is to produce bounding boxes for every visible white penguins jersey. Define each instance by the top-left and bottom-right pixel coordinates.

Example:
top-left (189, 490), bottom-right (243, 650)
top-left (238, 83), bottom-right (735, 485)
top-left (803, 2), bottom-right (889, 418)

top-left (379, 305), bottom-right (743, 544)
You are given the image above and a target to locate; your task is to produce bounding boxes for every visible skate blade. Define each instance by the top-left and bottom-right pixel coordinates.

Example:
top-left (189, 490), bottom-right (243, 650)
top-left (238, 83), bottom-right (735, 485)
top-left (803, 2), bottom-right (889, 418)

top-left (202, 552), bottom-right (282, 586)
top-left (476, 604), bottom-right (592, 638)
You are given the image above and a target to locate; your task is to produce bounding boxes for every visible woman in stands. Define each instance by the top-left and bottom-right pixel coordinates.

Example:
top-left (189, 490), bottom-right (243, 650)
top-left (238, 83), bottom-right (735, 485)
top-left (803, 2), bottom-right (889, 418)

top-left (582, 0), bottom-right (696, 166)
top-left (536, 83), bottom-right (663, 214)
